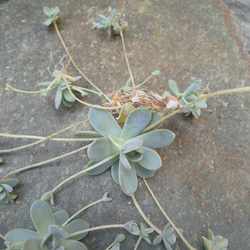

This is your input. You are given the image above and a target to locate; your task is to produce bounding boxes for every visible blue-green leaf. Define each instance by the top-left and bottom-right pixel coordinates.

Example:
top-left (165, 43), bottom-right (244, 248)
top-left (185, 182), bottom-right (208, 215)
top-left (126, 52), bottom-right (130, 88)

top-left (88, 138), bottom-right (120, 161)
top-left (55, 87), bottom-right (62, 109)
top-left (64, 220), bottom-right (89, 241)
top-left (133, 162), bottom-right (155, 178)
top-left (169, 80), bottom-right (180, 96)
top-left (135, 129), bottom-right (175, 148)
top-left (119, 161), bottom-right (138, 195)
top-left (30, 200), bottom-right (55, 237)
top-left (183, 80), bottom-right (202, 96)
top-left (22, 238), bottom-right (43, 250)
top-left (111, 161), bottom-right (120, 184)
top-left (89, 108), bottom-right (121, 137)
top-left (5, 229), bottom-right (39, 246)
top-left (138, 147), bottom-right (162, 170)
top-left (87, 156), bottom-right (118, 175)
top-left (120, 108), bottom-right (151, 140)
top-left (60, 239), bottom-right (88, 250)
top-left (74, 131), bottom-right (102, 138)
top-left (54, 210), bottom-right (69, 226)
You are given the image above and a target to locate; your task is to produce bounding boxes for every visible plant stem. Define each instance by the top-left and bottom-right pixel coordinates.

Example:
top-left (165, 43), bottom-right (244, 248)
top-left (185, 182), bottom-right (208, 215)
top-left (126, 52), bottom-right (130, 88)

top-left (0, 133), bottom-right (91, 142)
top-left (3, 145), bottom-right (90, 180)
top-left (120, 29), bottom-right (136, 92)
top-left (135, 74), bottom-right (155, 89)
top-left (143, 86), bottom-right (250, 132)
top-left (62, 75), bottom-right (119, 110)
top-left (0, 233), bottom-right (4, 240)
top-left (0, 120), bottom-right (90, 153)
top-left (52, 20), bottom-right (110, 102)
top-left (134, 236), bottom-right (142, 250)
top-left (6, 84), bottom-right (57, 94)
top-left (131, 194), bottom-right (161, 234)
top-left (51, 154), bottom-right (118, 194)
top-left (68, 224), bottom-right (125, 238)
top-left (62, 196), bottom-right (104, 226)
top-left (143, 179), bottom-right (197, 250)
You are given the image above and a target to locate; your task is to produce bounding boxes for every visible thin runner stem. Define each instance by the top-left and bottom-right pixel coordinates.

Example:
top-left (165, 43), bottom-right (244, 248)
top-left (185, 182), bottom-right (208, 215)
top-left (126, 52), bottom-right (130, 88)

top-left (0, 120), bottom-right (90, 153)
top-left (3, 145), bottom-right (90, 180)
top-left (143, 178), bottom-right (197, 250)
top-left (53, 20), bottom-right (110, 101)
top-left (131, 194), bottom-right (161, 234)
top-left (120, 29), bottom-right (136, 92)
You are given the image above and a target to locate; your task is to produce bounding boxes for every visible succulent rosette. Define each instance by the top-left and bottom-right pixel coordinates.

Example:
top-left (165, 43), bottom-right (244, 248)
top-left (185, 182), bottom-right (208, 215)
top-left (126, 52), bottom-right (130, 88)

top-left (76, 107), bottom-right (175, 195)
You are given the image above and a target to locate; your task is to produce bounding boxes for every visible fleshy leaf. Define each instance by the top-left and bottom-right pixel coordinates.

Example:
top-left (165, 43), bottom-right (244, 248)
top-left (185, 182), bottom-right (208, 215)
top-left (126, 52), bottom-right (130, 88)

top-left (63, 89), bottom-right (75, 102)
top-left (60, 239), bottom-right (88, 250)
top-left (111, 161), bottom-right (120, 184)
top-left (138, 146), bottom-right (162, 170)
top-left (146, 111), bottom-right (163, 130)
top-left (5, 229), bottom-right (39, 246)
top-left (89, 108), bottom-right (121, 137)
top-left (133, 162), bottom-right (156, 178)
top-left (169, 80), bottom-right (180, 96)
top-left (110, 9), bottom-right (116, 21)
top-left (120, 108), bottom-right (151, 140)
top-left (30, 200), bottom-right (55, 237)
top-left (183, 80), bottom-right (202, 96)
top-left (22, 238), bottom-right (43, 250)
top-left (55, 87), bottom-right (62, 109)
top-left (64, 220), bottom-right (89, 241)
top-left (48, 224), bottom-right (68, 239)
top-left (135, 129), bottom-right (175, 148)
top-left (119, 161), bottom-right (138, 195)
top-left (54, 210), bottom-right (69, 226)
top-left (122, 138), bottom-right (143, 153)
top-left (87, 156), bottom-right (119, 175)
top-left (126, 150), bottom-right (143, 162)
top-left (88, 138), bottom-right (120, 161)
top-left (124, 221), bottom-right (140, 236)
top-left (74, 131), bottom-right (102, 138)
top-left (116, 104), bottom-right (135, 123)
top-left (120, 152), bottom-right (132, 169)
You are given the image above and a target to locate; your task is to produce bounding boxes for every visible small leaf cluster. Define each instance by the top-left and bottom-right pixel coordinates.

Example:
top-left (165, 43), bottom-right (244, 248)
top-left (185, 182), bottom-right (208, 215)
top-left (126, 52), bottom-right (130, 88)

top-left (202, 229), bottom-right (228, 250)
top-left (38, 70), bottom-right (87, 109)
top-left (75, 107), bottom-right (175, 196)
top-left (43, 6), bottom-right (60, 26)
top-left (124, 221), bottom-right (154, 245)
top-left (164, 80), bottom-right (207, 119)
top-left (5, 200), bottom-right (89, 250)
top-left (153, 223), bottom-right (182, 250)
top-left (92, 9), bottom-right (128, 40)
top-left (0, 178), bottom-right (19, 203)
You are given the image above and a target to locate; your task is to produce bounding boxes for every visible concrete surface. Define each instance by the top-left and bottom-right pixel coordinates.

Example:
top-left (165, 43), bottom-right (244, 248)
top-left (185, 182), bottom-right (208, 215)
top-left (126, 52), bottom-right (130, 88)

top-left (0, 0), bottom-right (249, 249)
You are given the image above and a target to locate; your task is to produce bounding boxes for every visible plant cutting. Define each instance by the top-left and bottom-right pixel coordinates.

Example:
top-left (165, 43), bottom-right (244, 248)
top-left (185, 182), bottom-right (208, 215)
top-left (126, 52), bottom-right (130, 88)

top-left (5, 200), bottom-right (89, 250)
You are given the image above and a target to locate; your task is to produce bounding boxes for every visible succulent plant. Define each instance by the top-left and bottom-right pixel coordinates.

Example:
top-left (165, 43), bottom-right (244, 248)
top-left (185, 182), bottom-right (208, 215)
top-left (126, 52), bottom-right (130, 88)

top-left (43, 6), bottom-right (60, 26)
top-left (5, 200), bottom-right (89, 250)
top-left (38, 70), bottom-right (87, 109)
top-left (75, 107), bottom-right (175, 195)
top-left (164, 80), bottom-right (207, 119)
top-left (0, 178), bottom-right (19, 203)
top-left (153, 223), bottom-right (183, 250)
top-left (92, 9), bottom-right (128, 41)
top-left (202, 229), bottom-right (228, 250)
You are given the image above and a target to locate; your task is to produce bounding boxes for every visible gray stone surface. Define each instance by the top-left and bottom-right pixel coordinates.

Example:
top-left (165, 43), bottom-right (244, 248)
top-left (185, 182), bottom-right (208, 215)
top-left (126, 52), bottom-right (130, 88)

top-left (0, 0), bottom-right (249, 249)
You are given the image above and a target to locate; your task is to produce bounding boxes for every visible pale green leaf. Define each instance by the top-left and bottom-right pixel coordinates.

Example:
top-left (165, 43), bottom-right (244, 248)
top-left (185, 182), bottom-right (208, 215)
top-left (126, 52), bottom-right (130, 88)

top-left (30, 200), bottom-right (55, 237)
top-left (89, 108), bottom-right (121, 137)
top-left (120, 108), bottom-right (151, 140)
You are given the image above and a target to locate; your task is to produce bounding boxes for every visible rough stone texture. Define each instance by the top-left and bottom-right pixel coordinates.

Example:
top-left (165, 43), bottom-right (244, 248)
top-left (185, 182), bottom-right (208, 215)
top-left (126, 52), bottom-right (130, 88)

top-left (222, 0), bottom-right (250, 51)
top-left (0, 0), bottom-right (249, 249)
